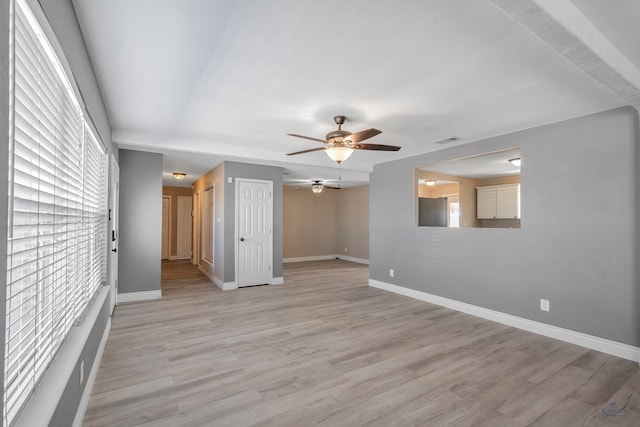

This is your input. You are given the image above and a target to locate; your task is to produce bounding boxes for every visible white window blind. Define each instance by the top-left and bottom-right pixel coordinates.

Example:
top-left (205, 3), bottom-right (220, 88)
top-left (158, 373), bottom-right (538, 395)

top-left (4, 0), bottom-right (107, 424)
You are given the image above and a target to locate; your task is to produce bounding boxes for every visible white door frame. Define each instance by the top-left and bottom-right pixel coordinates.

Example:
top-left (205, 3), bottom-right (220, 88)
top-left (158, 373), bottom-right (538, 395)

top-left (109, 155), bottom-right (119, 312)
top-left (235, 178), bottom-right (273, 287)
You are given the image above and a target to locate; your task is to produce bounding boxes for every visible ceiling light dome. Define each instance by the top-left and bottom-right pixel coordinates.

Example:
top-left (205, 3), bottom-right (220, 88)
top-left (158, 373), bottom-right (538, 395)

top-left (325, 146), bottom-right (354, 164)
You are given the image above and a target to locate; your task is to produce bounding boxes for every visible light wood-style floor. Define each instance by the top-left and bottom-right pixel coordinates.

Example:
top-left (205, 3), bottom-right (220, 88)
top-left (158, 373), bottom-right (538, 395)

top-left (84, 260), bottom-right (640, 426)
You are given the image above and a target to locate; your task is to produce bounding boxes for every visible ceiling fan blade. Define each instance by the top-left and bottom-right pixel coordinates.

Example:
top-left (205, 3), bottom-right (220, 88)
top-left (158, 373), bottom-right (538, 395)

top-left (325, 185), bottom-right (342, 190)
top-left (286, 133), bottom-right (327, 144)
top-left (348, 128), bottom-right (382, 143)
top-left (354, 143), bottom-right (401, 151)
top-left (286, 147), bottom-right (327, 156)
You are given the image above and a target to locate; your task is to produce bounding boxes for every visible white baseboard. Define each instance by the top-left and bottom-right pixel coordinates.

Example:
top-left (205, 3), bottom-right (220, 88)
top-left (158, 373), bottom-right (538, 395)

top-left (212, 275), bottom-right (238, 291)
top-left (72, 317), bottom-right (111, 427)
top-left (270, 276), bottom-right (284, 285)
top-left (369, 279), bottom-right (640, 363)
top-left (283, 255), bottom-right (337, 263)
top-left (117, 290), bottom-right (162, 303)
top-left (284, 254), bottom-right (369, 265)
top-left (338, 255), bottom-right (369, 265)
top-left (168, 255), bottom-right (177, 260)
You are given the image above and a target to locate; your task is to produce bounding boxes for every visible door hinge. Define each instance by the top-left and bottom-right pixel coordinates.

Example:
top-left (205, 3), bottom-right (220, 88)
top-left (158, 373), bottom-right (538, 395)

top-left (269, 265), bottom-right (271, 271)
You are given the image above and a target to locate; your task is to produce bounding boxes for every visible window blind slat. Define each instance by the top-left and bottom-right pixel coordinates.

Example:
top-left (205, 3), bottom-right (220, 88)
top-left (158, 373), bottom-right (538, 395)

top-left (5, 1), bottom-right (108, 424)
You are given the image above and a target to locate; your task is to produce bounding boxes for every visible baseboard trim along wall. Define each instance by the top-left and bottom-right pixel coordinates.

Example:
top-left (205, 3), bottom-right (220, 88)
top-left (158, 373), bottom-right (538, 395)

top-left (270, 277), bottom-right (284, 285)
top-left (283, 255), bottom-right (337, 263)
top-left (72, 317), bottom-right (111, 427)
top-left (284, 255), bottom-right (369, 265)
top-left (369, 279), bottom-right (640, 363)
top-left (339, 255), bottom-right (369, 265)
top-left (212, 275), bottom-right (238, 291)
top-left (117, 290), bottom-right (162, 303)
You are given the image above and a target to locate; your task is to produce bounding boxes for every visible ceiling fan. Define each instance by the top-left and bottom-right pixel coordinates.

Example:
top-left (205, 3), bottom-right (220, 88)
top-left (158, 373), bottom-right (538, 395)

top-left (287, 115), bottom-right (401, 164)
top-left (310, 180), bottom-right (341, 193)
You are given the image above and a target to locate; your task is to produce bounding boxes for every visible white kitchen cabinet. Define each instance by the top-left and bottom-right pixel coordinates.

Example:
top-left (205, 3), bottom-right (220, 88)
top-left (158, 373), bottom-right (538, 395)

top-left (476, 183), bottom-right (520, 219)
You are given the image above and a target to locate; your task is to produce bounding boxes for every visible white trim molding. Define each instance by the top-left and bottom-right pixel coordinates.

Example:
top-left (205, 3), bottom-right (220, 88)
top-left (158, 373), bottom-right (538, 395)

top-left (284, 255), bottom-right (369, 265)
top-left (212, 275), bottom-right (238, 291)
top-left (284, 255), bottom-right (337, 263)
top-left (117, 290), bottom-right (162, 303)
top-left (369, 279), bottom-right (640, 363)
top-left (72, 317), bottom-right (111, 427)
top-left (339, 255), bottom-right (369, 265)
top-left (270, 277), bottom-right (284, 285)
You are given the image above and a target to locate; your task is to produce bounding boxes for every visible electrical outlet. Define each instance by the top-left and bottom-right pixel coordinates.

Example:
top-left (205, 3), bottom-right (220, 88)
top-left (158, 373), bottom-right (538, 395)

top-left (540, 299), bottom-right (550, 312)
top-left (80, 360), bottom-right (84, 385)
top-left (389, 269), bottom-right (394, 278)
top-left (344, 247), bottom-right (348, 253)
top-left (227, 177), bottom-right (232, 183)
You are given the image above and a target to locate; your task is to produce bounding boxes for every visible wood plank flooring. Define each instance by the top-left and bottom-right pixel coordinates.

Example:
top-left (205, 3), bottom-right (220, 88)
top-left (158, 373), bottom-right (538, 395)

top-left (83, 260), bottom-right (640, 426)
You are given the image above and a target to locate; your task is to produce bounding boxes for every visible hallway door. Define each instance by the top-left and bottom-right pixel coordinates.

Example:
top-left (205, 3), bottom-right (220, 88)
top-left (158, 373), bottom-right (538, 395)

top-left (176, 196), bottom-right (193, 259)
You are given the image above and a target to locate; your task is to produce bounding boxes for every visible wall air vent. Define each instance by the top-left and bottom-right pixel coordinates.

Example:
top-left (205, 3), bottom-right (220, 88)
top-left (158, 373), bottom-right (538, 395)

top-left (432, 136), bottom-right (460, 145)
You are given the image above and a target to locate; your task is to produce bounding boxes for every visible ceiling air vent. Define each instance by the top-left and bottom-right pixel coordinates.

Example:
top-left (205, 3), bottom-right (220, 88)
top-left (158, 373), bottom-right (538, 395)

top-left (432, 136), bottom-right (459, 145)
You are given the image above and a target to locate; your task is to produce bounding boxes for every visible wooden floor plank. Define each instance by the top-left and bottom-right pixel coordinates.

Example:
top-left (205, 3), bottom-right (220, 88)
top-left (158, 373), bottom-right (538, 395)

top-left (83, 259), bottom-right (640, 426)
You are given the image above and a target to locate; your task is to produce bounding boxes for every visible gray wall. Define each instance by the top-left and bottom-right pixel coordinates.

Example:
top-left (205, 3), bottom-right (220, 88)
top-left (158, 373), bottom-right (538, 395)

top-left (0, 0), bottom-right (117, 423)
top-left (49, 294), bottom-right (111, 426)
top-left (370, 107), bottom-right (639, 346)
top-left (224, 162), bottom-right (284, 282)
top-left (118, 150), bottom-right (163, 294)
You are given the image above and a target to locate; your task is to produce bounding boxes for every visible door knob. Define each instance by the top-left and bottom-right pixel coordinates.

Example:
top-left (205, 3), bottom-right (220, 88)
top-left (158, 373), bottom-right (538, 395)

top-left (240, 238), bottom-right (245, 242)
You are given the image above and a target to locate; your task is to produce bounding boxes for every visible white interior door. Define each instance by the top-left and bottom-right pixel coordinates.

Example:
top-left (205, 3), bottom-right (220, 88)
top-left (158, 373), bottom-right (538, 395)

top-left (236, 179), bottom-right (272, 287)
top-left (176, 196), bottom-right (193, 259)
top-left (161, 196), bottom-right (170, 260)
top-left (109, 156), bottom-right (119, 312)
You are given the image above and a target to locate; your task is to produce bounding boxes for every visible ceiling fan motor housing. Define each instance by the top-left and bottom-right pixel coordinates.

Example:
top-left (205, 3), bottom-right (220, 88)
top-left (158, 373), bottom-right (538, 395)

top-left (326, 129), bottom-right (352, 145)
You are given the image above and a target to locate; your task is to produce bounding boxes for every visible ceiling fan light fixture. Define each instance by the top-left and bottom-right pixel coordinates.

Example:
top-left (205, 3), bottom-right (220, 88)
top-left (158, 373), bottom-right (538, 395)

top-left (325, 146), bottom-right (354, 164)
top-left (311, 182), bottom-right (324, 194)
top-left (425, 179), bottom-right (437, 186)
top-left (172, 172), bottom-right (187, 180)
top-left (509, 158), bottom-right (521, 167)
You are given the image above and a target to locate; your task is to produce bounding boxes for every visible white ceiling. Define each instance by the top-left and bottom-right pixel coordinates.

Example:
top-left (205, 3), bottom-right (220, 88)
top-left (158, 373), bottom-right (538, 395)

top-left (418, 148), bottom-right (521, 179)
top-left (71, 0), bottom-right (639, 187)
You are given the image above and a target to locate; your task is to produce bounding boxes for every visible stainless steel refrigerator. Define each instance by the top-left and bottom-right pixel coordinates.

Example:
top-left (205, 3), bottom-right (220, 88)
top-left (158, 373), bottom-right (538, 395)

top-left (418, 197), bottom-right (448, 227)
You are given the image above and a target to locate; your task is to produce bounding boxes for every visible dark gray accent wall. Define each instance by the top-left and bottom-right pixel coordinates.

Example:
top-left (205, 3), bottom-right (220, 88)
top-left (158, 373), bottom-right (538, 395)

top-left (224, 162), bottom-right (284, 282)
top-left (370, 107), bottom-right (640, 346)
top-left (119, 150), bottom-right (163, 294)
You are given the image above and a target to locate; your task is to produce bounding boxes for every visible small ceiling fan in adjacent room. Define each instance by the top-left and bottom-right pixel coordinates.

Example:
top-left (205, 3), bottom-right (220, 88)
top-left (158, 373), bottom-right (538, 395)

top-left (310, 180), bottom-right (341, 194)
top-left (287, 115), bottom-right (401, 164)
